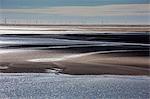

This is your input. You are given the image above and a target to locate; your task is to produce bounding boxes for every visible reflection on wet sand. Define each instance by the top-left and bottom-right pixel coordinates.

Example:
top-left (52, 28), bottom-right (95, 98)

top-left (0, 33), bottom-right (149, 75)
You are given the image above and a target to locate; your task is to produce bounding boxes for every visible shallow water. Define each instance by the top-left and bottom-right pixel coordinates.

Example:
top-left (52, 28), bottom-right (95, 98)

top-left (0, 74), bottom-right (149, 99)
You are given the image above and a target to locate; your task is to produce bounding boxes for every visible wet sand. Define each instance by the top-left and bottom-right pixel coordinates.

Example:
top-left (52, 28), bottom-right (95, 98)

top-left (0, 49), bottom-right (149, 75)
top-left (0, 27), bottom-right (149, 75)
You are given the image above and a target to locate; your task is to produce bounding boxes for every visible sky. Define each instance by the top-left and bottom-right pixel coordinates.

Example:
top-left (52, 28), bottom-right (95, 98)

top-left (0, 0), bottom-right (149, 25)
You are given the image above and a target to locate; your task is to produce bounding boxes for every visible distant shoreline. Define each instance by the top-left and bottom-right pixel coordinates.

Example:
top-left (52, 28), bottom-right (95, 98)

top-left (0, 24), bottom-right (149, 33)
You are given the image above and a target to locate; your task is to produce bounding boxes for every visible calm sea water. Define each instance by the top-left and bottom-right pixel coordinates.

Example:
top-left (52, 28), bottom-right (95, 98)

top-left (0, 74), bottom-right (149, 99)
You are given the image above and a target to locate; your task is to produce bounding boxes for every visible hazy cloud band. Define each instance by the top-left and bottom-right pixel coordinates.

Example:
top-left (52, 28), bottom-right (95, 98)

top-left (1, 4), bottom-right (150, 16)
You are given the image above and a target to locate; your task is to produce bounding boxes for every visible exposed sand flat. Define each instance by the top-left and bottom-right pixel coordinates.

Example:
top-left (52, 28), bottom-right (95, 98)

top-left (0, 28), bottom-right (149, 75)
top-left (0, 49), bottom-right (149, 75)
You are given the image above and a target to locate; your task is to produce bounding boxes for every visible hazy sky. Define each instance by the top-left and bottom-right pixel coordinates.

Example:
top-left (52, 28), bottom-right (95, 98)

top-left (0, 0), bottom-right (149, 24)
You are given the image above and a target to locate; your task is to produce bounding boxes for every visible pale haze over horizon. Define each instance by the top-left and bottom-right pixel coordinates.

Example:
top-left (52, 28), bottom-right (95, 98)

top-left (0, 0), bottom-right (149, 25)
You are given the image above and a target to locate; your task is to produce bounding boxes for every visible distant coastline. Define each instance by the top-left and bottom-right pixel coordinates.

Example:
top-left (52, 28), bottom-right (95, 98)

top-left (0, 24), bottom-right (149, 34)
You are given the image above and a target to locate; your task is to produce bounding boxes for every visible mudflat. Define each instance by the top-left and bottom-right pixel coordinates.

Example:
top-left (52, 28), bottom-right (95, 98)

top-left (0, 25), bottom-right (149, 75)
